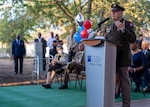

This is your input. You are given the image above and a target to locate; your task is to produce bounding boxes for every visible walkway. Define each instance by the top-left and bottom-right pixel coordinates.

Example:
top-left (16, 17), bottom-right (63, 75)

top-left (115, 98), bottom-right (150, 107)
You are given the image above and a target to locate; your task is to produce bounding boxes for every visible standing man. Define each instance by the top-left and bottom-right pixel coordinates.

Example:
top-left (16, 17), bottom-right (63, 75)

top-left (47, 32), bottom-right (57, 60)
top-left (34, 32), bottom-right (47, 71)
top-left (12, 34), bottom-right (26, 75)
top-left (106, 3), bottom-right (136, 107)
top-left (66, 29), bottom-right (78, 62)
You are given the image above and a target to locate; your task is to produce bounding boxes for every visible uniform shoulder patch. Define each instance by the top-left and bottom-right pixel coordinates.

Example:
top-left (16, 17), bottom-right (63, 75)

top-left (128, 21), bottom-right (134, 27)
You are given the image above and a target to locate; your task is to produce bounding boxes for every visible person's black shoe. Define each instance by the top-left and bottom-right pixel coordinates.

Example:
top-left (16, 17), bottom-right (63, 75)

top-left (42, 84), bottom-right (51, 88)
top-left (59, 85), bottom-right (68, 89)
top-left (143, 87), bottom-right (150, 93)
top-left (133, 88), bottom-right (140, 92)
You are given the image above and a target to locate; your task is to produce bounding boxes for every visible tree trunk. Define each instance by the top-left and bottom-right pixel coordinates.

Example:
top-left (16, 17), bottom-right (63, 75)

top-left (99, 9), bottom-right (104, 22)
top-left (86, 0), bottom-right (92, 20)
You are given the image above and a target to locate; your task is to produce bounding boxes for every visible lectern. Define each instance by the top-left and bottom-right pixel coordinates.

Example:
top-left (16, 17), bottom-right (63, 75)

top-left (31, 42), bottom-right (44, 84)
top-left (82, 39), bottom-right (116, 107)
top-left (34, 42), bottom-right (43, 72)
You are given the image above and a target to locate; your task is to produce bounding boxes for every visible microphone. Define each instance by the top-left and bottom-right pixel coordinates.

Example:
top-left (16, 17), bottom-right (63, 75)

top-left (97, 17), bottom-right (110, 27)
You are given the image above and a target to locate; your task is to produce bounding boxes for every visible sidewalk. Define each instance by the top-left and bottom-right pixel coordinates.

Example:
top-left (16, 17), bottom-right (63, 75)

top-left (115, 98), bottom-right (150, 107)
top-left (83, 98), bottom-right (150, 107)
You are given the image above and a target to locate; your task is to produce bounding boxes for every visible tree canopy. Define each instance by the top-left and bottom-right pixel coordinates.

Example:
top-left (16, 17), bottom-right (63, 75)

top-left (0, 0), bottom-right (150, 47)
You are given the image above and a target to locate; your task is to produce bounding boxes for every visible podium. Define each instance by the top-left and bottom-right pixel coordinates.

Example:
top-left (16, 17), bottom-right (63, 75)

top-left (34, 42), bottom-right (43, 72)
top-left (82, 39), bottom-right (116, 107)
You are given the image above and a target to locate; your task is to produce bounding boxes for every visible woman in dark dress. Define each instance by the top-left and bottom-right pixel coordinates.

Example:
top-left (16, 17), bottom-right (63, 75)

top-left (42, 45), bottom-right (68, 88)
top-left (128, 40), bottom-right (144, 92)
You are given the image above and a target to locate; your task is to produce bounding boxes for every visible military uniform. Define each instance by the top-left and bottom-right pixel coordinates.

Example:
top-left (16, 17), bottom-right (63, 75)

top-left (106, 3), bottom-right (136, 107)
top-left (106, 18), bottom-right (136, 66)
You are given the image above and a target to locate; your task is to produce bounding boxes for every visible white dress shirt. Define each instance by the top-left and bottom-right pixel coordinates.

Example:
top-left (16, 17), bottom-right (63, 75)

top-left (47, 37), bottom-right (56, 49)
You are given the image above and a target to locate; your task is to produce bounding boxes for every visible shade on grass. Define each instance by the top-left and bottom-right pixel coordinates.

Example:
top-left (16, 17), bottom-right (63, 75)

top-left (0, 80), bottom-right (150, 107)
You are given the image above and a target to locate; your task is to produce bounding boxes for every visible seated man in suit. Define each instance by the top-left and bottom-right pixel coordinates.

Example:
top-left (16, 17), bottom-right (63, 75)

top-left (59, 43), bottom-right (85, 89)
top-left (42, 45), bottom-right (68, 88)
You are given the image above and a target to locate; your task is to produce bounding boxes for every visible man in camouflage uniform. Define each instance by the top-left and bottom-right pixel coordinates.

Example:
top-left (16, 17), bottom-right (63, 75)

top-left (106, 3), bottom-right (136, 107)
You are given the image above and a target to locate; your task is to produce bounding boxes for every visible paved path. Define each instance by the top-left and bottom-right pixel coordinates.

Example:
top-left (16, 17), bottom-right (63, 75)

top-left (83, 98), bottom-right (150, 107)
top-left (115, 98), bottom-right (150, 107)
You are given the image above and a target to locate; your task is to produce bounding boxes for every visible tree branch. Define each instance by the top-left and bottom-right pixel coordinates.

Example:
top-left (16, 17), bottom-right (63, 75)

top-left (55, 1), bottom-right (74, 21)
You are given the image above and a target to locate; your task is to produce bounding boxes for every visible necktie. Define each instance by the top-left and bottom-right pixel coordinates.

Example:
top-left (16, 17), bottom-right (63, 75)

top-left (16, 40), bottom-right (19, 45)
top-left (17, 39), bottom-right (20, 45)
top-left (18, 40), bottom-right (20, 45)
top-left (143, 50), bottom-right (147, 55)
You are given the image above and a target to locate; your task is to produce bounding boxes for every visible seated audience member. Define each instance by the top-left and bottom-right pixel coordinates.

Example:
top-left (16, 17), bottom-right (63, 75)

top-left (141, 40), bottom-right (150, 93)
top-left (128, 40), bottom-right (144, 92)
top-left (42, 45), bottom-right (68, 88)
top-left (59, 43), bottom-right (85, 89)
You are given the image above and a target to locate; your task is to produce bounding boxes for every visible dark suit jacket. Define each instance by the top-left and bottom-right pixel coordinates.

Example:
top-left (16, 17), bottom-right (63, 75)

top-left (34, 38), bottom-right (47, 56)
top-left (12, 39), bottom-right (26, 57)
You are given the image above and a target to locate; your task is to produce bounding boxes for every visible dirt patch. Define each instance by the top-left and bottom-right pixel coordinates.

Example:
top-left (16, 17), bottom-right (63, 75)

top-left (0, 58), bottom-right (46, 86)
top-left (0, 58), bottom-right (79, 87)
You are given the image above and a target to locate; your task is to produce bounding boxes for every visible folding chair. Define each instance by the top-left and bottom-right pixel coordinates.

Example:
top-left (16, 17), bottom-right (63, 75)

top-left (75, 71), bottom-right (86, 89)
top-left (55, 66), bottom-right (66, 85)
top-left (67, 70), bottom-right (86, 89)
